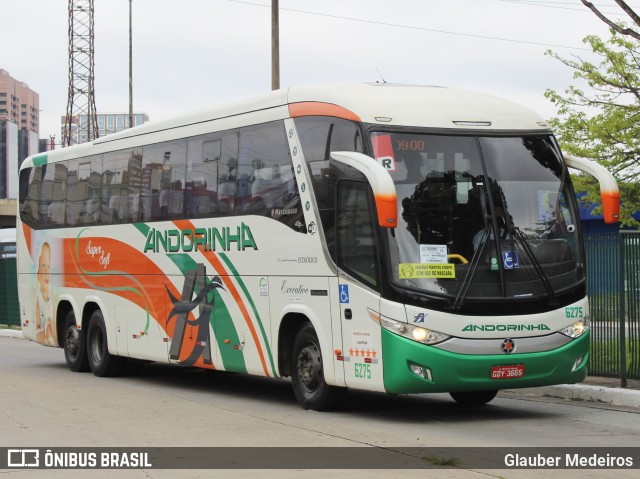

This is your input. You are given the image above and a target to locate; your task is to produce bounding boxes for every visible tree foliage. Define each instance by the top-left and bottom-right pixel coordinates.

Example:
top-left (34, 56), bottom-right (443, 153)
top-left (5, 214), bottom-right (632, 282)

top-left (545, 4), bottom-right (640, 227)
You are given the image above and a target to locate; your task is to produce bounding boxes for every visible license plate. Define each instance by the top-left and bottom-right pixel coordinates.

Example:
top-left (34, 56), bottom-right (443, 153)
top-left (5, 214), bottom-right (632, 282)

top-left (491, 364), bottom-right (525, 379)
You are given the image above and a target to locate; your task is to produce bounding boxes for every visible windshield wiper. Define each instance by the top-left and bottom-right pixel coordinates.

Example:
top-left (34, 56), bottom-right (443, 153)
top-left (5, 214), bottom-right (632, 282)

top-left (511, 226), bottom-right (559, 307)
top-left (451, 228), bottom-right (489, 310)
top-left (496, 187), bottom-right (559, 308)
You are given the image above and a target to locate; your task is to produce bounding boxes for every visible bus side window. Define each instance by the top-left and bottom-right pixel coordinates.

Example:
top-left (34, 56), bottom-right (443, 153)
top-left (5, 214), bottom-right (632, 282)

top-left (238, 121), bottom-right (304, 231)
top-left (337, 181), bottom-right (379, 289)
top-left (66, 156), bottom-right (102, 227)
top-left (19, 167), bottom-right (38, 228)
top-left (39, 162), bottom-right (67, 227)
top-left (142, 140), bottom-right (187, 221)
top-left (295, 116), bottom-right (363, 250)
top-left (186, 130), bottom-right (239, 218)
top-left (103, 149), bottom-right (140, 224)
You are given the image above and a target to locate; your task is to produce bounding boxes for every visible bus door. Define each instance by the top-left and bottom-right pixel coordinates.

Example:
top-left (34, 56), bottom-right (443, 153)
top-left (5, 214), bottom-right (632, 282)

top-left (336, 180), bottom-right (385, 392)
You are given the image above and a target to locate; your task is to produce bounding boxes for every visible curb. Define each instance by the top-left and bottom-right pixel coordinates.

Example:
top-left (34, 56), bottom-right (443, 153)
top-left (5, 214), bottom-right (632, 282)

top-left (507, 384), bottom-right (640, 409)
top-left (0, 328), bottom-right (24, 339)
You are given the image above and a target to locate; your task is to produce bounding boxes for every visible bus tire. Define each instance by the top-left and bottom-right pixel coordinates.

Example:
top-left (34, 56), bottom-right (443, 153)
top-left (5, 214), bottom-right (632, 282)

top-left (63, 311), bottom-right (90, 372)
top-left (291, 323), bottom-right (344, 411)
top-left (449, 390), bottom-right (498, 405)
top-left (86, 310), bottom-right (125, 377)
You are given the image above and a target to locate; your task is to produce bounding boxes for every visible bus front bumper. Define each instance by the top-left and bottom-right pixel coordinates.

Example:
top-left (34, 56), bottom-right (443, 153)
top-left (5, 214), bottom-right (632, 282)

top-left (381, 329), bottom-right (589, 394)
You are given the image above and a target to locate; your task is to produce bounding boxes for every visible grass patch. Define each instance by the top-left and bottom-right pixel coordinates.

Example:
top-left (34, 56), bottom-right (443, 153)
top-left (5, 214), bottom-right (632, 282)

top-left (0, 324), bottom-right (21, 330)
top-left (423, 455), bottom-right (460, 467)
top-left (590, 338), bottom-right (639, 378)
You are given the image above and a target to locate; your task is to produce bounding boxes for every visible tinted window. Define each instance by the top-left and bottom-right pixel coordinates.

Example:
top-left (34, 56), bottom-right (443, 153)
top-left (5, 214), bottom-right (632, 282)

top-left (337, 181), bottom-right (378, 289)
top-left (295, 117), bottom-right (363, 249)
top-left (19, 167), bottom-right (38, 227)
top-left (66, 155), bottom-right (102, 226)
top-left (237, 121), bottom-right (304, 231)
top-left (41, 162), bottom-right (67, 227)
top-left (142, 140), bottom-right (187, 221)
top-left (102, 148), bottom-right (142, 223)
top-left (186, 129), bottom-right (239, 217)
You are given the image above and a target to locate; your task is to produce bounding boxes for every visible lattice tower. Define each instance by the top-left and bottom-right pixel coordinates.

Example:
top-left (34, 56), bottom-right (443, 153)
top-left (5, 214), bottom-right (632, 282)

top-left (63, 0), bottom-right (98, 146)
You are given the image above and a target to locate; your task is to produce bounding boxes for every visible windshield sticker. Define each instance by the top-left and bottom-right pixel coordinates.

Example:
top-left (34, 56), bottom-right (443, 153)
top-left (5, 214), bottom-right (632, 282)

top-left (399, 263), bottom-right (455, 279)
top-left (371, 134), bottom-right (396, 172)
top-left (419, 244), bottom-right (447, 264)
top-left (501, 251), bottom-right (520, 270)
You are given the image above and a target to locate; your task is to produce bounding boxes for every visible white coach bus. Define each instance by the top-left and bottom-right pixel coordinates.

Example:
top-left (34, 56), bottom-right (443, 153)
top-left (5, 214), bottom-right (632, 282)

top-left (17, 83), bottom-right (619, 409)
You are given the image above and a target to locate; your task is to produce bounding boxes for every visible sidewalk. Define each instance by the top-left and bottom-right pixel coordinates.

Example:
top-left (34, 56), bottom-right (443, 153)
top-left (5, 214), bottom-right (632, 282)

top-left (1, 327), bottom-right (639, 408)
top-left (511, 376), bottom-right (640, 408)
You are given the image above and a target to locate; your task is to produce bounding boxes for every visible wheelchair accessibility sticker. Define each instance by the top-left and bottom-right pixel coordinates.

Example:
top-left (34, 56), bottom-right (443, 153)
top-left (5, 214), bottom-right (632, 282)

top-left (339, 284), bottom-right (350, 304)
top-left (502, 251), bottom-right (520, 270)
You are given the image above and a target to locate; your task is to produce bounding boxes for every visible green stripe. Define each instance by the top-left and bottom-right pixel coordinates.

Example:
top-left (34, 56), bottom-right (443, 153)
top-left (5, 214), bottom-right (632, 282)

top-left (133, 222), bottom-right (151, 237)
top-left (32, 154), bottom-right (48, 166)
top-left (219, 252), bottom-right (278, 378)
top-left (167, 253), bottom-right (247, 373)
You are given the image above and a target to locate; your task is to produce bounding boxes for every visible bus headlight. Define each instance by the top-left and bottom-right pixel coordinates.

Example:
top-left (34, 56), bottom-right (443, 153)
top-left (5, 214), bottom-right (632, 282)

top-left (560, 315), bottom-right (590, 338)
top-left (368, 309), bottom-right (450, 345)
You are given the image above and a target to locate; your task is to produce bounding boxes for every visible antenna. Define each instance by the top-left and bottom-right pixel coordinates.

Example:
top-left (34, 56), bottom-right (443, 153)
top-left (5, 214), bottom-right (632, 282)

top-left (376, 68), bottom-right (387, 84)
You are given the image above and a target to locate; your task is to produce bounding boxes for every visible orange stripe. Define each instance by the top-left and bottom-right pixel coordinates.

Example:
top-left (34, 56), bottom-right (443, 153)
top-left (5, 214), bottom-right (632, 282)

top-left (173, 220), bottom-right (270, 377)
top-left (288, 102), bottom-right (361, 122)
top-left (374, 193), bottom-right (398, 227)
top-left (62, 234), bottom-right (214, 369)
top-left (602, 190), bottom-right (620, 224)
top-left (22, 223), bottom-right (32, 257)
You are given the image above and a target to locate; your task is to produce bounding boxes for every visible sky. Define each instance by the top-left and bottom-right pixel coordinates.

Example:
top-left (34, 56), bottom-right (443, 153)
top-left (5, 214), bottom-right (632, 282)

top-left (1, 0), bottom-right (623, 142)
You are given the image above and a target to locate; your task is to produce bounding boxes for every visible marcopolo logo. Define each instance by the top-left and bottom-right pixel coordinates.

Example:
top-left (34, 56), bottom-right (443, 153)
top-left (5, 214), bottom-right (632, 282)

top-left (462, 324), bottom-right (551, 332)
top-left (144, 223), bottom-right (257, 253)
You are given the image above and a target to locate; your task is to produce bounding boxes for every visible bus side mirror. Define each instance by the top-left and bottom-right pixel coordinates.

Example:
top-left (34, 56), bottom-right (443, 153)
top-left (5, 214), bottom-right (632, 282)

top-left (330, 151), bottom-right (397, 228)
top-left (564, 155), bottom-right (620, 224)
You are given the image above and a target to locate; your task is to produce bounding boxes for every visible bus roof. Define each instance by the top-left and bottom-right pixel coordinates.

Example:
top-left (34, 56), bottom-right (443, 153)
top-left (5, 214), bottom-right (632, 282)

top-left (22, 83), bottom-right (549, 169)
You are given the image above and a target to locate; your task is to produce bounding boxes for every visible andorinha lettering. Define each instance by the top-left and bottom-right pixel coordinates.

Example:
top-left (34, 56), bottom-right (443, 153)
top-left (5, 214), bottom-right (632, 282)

top-left (462, 324), bottom-right (551, 332)
top-left (144, 223), bottom-right (257, 253)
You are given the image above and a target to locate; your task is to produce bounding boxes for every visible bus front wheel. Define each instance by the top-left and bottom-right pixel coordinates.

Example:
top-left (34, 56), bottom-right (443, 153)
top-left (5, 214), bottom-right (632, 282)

top-left (291, 323), bottom-right (344, 411)
top-left (86, 310), bottom-right (125, 377)
top-left (449, 390), bottom-right (498, 405)
top-left (63, 311), bottom-right (89, 372)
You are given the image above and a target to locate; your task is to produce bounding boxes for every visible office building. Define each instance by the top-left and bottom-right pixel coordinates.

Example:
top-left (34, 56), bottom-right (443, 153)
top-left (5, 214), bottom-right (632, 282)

top-left (61, 112), bottom-right (149, 145)
top-left (0, 69), bottom-right (39, 199)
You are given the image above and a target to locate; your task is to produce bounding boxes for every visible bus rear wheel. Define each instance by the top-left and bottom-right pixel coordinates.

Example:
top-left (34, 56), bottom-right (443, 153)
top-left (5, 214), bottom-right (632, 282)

top-left (63, 311), bottom-right (89, 372)
top-left (449, 390), bottom-right (498, 405)
top-left (86, 310), bottom-right (125, 377)
top-left (291, 323), bottom-right (344, 411)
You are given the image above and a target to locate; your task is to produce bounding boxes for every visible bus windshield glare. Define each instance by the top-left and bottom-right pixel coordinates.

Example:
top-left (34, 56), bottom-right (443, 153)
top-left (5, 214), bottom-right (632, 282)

top-left (371, 132), bottom-right (583, 304)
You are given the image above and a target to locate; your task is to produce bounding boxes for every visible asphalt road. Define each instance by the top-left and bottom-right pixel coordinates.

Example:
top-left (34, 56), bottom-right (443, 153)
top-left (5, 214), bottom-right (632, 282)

top-left (1, 336), bottom-right (639, 479)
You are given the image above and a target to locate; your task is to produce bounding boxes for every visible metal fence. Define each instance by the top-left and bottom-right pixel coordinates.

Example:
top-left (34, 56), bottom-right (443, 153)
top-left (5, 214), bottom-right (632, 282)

top-left (0, 257), bottom-right (19, 326)
top-left (585, 232), bottom-right (640, 383)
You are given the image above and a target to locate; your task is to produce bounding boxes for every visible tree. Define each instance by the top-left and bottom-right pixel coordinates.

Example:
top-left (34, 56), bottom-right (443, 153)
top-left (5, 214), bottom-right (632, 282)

top-left (580, 1), bottom-right (640, 40)
top-left (545, 2), bottom-right (640, 226)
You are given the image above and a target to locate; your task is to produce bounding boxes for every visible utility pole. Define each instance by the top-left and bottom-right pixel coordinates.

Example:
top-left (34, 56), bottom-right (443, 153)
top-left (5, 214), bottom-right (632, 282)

top-left (128, 0), bottom-right (133, 128)
top-left (271, 0), bottom-right (279, 90)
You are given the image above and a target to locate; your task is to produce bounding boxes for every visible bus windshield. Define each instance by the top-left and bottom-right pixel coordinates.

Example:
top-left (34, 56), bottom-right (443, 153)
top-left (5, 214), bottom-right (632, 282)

top-left (371, 132), bottom-right (583, 304)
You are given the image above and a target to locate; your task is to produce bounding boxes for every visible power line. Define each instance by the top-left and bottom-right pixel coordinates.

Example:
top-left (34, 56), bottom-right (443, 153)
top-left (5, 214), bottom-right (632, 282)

top-left (225, 0), bottom-right (591, 51)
